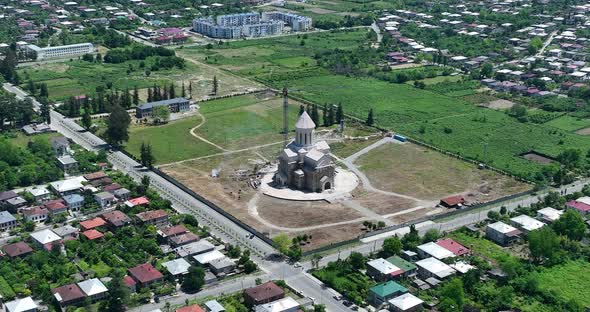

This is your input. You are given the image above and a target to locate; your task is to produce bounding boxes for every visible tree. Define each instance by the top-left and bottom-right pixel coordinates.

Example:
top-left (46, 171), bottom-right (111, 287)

top-left (244, 260), bottom-right (257, 273)
top-left (133, 86), bottom-right (139, 106)
top-left (181, 266), bottom-right (205, 293)
top-left (140, 142), bottom-right (155, 167)
top-left (528, 227), bottom-right (561, 264)
top-left (181, 81), bottom-right (186, 98)
top-left (27, 79), bottom-right (36, 95)
top-left (39, 83), bottom-right (48, 98)
top-left (366, 108), bottom-right (374, 126)
top-left (422, 228), bottom-right (440, 243)
top-left (557, 149), bottom-right (581, 169)
top-left (380, 236), bottom-right (402, 258)
top-left (336, 103), bottom-right (343, 124)
top-left (40, 100), bottom-right (51, 124)
top-left (310, 104), bottom-right (319, 127)
top-left (105, 103), bottom-right (131, 146)
top-left (212, 75), bottom-right (218, 95)
top-left (439, 278), bottom-right (464, 312)
top-left (327, 105), bottom-right (335, 126)
top-left (313, 305), bottom-right (326, 312)
top-left (311, 254), bottom-right (323, 269)
top-left (552, 209), bottom-right (586, 241)
top-left (322, 105), bottom-right (329, 127)
top-left (480, 62), bottom-right (494, 78)
top-left (189, 81), bottom-right (193, 98)
top-left (272, 233), bottom-right (291, 254)
top-left (528, 37), bottom-right (543, 55)
top-left (169, 84), bottom-right (175, 99)
top-left (151, 106), bottom-right (170, 124)
top-left (103, 270), bottom-right (130, 312)
top-left (81, 105), bottom-right (92, 130)
top-left (347, 252), bottom-right (366, 270)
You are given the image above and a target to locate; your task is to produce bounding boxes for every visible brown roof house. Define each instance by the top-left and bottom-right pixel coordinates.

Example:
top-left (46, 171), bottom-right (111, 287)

top-left (101, 210), bottom-right (132, 229)
top-left (244, 281), bottom-right (285, 306)
top-left (2, 241), bottom-right (34, 258)
top-left (52, 283), bottom-right (86, 307)
top-left (136, 210), bottom-right (169, 227)
top-left (128, 263), bottom-right (164, 287)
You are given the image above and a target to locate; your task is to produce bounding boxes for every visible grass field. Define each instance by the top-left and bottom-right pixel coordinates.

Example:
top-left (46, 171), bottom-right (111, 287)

top-left (282, 73), bottom-right (590, 179)
top-left (448, 232), bottom-right (518, 262)
top-left (356, 142), bottom-right (529, 200)
top-left (544, 115), bottom-right (590, 132)
top-left (2, 131), bottom-right (61, 149)
top-left (180, 28), bottom-right (370, 79)
top-left (537, 261), bottom-right (590, 307)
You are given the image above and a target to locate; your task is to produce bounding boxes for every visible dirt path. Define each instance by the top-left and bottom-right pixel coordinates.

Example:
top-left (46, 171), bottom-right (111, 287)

top-left (189, 113), bottom-right (229, 152)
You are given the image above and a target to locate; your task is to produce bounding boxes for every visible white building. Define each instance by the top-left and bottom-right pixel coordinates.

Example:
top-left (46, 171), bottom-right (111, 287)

top-left (388, 293), bottom-right (423, 312)
top-left (162, 258), bottom-right (191, 276)
top-left (415, 257), bottom-right (455, 279)
top-left (510, 215), bottom-right (545, 233)
top-left (366, 258), bottom-right (403, 281)
top-left (417, 242), bottom-right (454, 260)
top-left (254, 297), bottom-right (299, 312)
top-left (536, 207), bottom-right (563, 223)
top-left (26, 43), bottom-right (94, 61)
top-left (30, 229), bottom-right (61, 249)
top-left (193, 249), bottom-right (225, 265)
top-left (77, 278), bottom-right (108, 302)
top-left (4, 296), bottom-right (38, 312)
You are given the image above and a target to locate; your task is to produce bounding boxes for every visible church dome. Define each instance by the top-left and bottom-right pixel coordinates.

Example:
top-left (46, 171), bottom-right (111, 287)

top-left (295, 111), bottom-right (316, 130)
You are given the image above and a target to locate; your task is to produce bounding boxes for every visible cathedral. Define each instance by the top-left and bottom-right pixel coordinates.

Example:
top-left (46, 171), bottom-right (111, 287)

top-left (274, 109), bottom-right (336, 192)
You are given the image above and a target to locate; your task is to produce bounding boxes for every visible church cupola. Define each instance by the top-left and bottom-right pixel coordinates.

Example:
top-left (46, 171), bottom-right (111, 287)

top-left (295, 111), bottom-right (315, 148)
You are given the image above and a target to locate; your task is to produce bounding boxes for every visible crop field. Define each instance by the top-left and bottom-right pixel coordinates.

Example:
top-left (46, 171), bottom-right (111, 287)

top-left (537, 261), bottom-right (590, 307)
top-left (544, 115), bottom-right (590, 132)
top-left (18, 56), bottom-right (260, 102)
top-left (179, 28), bottom-right (370, 78)
top-left (355, 142), bottom-right (530, 201)
top-left (282, 73), bottom-right (590, 179)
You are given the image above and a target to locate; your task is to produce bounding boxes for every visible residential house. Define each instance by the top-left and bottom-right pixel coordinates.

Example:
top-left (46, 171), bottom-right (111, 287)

top-left (82, 229), bottom-right (104, 241)
top-left (210, 258), bottom-right (236, 275)
top-left (101, 210), bottom-right (132, 229)
top-left (83, 171), bottom-right (107, 182)
top-left (369, 280), bottom-right (408, 306)
top-left (386, 256), bottom-right (417, 277)
top-left (57, 155), bottom-right (78, 174)
top-left (112, 188), bottom-right (131, 201)
top-left (415, 257), bottom-right (455, 280)
top-left (162, 258), bottom-right (192, 276)
top-left (6, 196), bottom-right (27, 210)
top-left (416, 242), bottom-right (454, 260)
top-left (77, 278), bottom-right (108, 302)
top-left (169, 232), bottom-right (200, 247)
top-left (450, 261), bottom-right (475, 274)
top-left (367, 258), bottom-right (404, 281)
top-left (79, 217), bottom-right (107, 231)
top-left (52, 283), bottom-right (86, 307)
top-left (2, 241), bottom-right (34, 258)
top-left (486, 221), bottom-right (522, 245)
top-left (204, 300), bottom-right (225, 312)
top-left (510, 215), bottom-right (545, 233)
top-left (22, 207), bottom-right (48, 223)
top-left (4, 296), bottom-right (38, 312)
top-left (103, 183), bottom-right (122, 193)
top-left (536, 207), bottom-right (563, 223)
top-left (123, 275), bottom-right (137, 293)
top-left (193, 250), bottom-right (226, 265)
top-left (158, 225), bottom-right (189, 239)
top-left (174, 240), bottom-right (215, 258)
top-left (0, 191), bottom-right (18, 204)
top-left (26, 186), bottom-right (50, 202)
top-left (436, 239), bottom-right (470, 257)
top-left (53, 225), bottom-right (79, 240)
top-left (44, 199), bottom-right (68, 215)
top-left (0, 211), bottom-right (17, 232)
top-left (128, 263), bottom-right (164, 287)
top-left (388, 293), bottom-right (424, 312)
top-left (254, 297), bottom-right (299, 312)
top-left (94, 192), bottom-right (115, 208)
top-left (566, 198), bottom-right (590, 215)
top-left (30, 229), bottom-right (62, 250)
top-left (136, 210), bottom-right (169, 227)
top-left (63, 194), bottom-right (84, 212)
top-left (125, 196), bottom-right (150, 208)
top-left (50, 137), bottom-right (70, 156)
top-left (50, 177), bottom-right (86, 195)
top-left (176, 305), bottom-right (206, 312)
top-left (244, 281), bottom-right (285, 306)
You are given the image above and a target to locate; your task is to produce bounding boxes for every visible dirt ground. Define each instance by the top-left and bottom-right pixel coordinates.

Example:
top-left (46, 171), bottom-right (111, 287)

top-left (292, 222), bottom-right (365, 251)
top-left (576, 127), bottom-right (590, 135)
top-left (351, 189), bottom-right (418, 215)
top-left (522, 152), bottom-right (554, 165)
top-left (480, 99), bottom-right (515, 110)
top-left (356, 142), bottom-right (531, 202)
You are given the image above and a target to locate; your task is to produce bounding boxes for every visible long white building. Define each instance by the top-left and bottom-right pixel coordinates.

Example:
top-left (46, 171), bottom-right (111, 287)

top-left (262, 11), bottom-right (312, 31)
top-left (26, 43), bottom-right (94, 61)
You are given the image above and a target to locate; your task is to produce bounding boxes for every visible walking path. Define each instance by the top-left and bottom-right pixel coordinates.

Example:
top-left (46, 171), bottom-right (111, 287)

top-left (189, 113), bottom-right (228, 152)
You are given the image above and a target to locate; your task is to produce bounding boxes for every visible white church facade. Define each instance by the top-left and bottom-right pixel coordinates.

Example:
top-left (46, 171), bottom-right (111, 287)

top-left (274, 111), bottom-right (336, 192)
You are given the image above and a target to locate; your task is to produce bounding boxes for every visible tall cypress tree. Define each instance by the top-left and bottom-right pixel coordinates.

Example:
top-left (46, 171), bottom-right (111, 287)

top-left (322, 104), bottom-right (329, 127)
top-left (311, 104), bottom-right (319, 127)
top-left (133, 86), bottom-right (139, 106)
top-left (298, 105), bottom-right (305, 116)
top-left (181, 81), bottom-right (186, 98)
top-left (336, 103), bottom-right (343, 124)
top-left (366, 108), bottom-right (374, 126)
top-left (169, 84), bottom-right (175, 99)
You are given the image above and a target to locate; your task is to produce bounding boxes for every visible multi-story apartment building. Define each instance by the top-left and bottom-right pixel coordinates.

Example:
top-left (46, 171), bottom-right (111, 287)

top-left (193, 11), bottom-right (307, 39)
top-left (262, 11), bottom-right (313, 31)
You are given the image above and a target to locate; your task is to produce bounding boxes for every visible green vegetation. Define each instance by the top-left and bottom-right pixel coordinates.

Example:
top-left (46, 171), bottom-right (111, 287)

top-left (537, 261), bottom-right (590, 308)
top-left (544, 115), bottom-right (590, 132)
top-left (312, 253), bottom-right (374, 304)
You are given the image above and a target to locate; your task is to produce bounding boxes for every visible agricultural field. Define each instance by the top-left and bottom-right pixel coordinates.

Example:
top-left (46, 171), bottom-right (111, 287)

top-left (355, 142), bottom-right (530, 201)
top-left (18, 56), bottom-right (261, 102)
top-left (536, 261), bottom-right (590, 307)
top-left (544, 115), bottom-right (590, 132)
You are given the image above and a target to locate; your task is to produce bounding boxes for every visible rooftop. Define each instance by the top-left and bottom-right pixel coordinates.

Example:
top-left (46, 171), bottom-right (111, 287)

top-left (136, 209), bottom-right (168, 222)
top-left (2, 241), bottom-right (34, 258)
top-left (5, 296), bottom-right (38, 312)
top-left (244, 281), bottom-right (284, 302)
top-left (0, 210), bottom-right (16, 224)
top-left (510, 215), bottom-right (546, 232)
top-left (388, 293), bottom-right (424, 311)
top-left (162, 258), bottom-right (192, 275)
top-left (417, 242), bottom-right (455, 259)
top-left (415, 257), bottom-right (455, 279)
top-left (176, 304), bottom-right (205, 312)
top-left (80, 217), bottom-right (107, 230)
top-left (254, 297), bottom-right (299, 312)
top-left (52, 283), bottom-right (86, 303)
top-left (370, 280), bottom-right (408, 297)
top-left (436, 239), bottom-right (470, 256)
top-left (367, 258), bottom-right (404, 276)
top-left (30, 229), bottom-right (61, 245)
top-left (82, 229), bottom-right (104, 240)
top-left (78, 278), bottom-right (108, 296)
top-left (128, 263), bottom-right (164, 284)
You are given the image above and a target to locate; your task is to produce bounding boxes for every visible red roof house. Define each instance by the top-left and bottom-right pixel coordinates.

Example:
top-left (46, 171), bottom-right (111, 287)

top-left (436, 238), bottom-right (470, 256)
top-left (566, 200), bottom-right (590, 215)
top-left (126, 196), bottom-right (150, 207)
top-left (82, 229), bottom-right (104, 241)
top-left (101, 210), bottom-right (132, 228)
top-left (45, 199), bottom-right (68, 214)
top-left (159, 225), bottom-right (188, 238)
top-left (176, 304), bottom-right (205, 312)
top-left (244, 281), bottom-right (285, 306)
top-left (52, 283), bottom-right (86, 306)
top-left (80, 217), bottom-right (107, 231)
top-left (440, 195), bottom-right (465, 208)
top-left (128, 263), bottom-right (164, 287)
top-left (135, 209), bottom-right (168, 226)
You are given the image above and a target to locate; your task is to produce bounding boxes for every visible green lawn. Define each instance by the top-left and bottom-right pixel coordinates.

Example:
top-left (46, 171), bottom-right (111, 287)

top-left (544, 115), bottom-right (590, 132)
top-left (537, 261), bottom-right (590, 307)
top-left (448, 232), bottom-right (518, 262)
top-left (2, 131), bottom-right (61, 149)
top-left (126, 116), bottom-right (221, 164)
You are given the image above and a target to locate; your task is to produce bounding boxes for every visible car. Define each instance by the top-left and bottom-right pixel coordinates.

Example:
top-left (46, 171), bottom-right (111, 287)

top-left (343, 301), bottom-right (352, 307)
top-left (351, 305), bottom-right (358, 311)
top-left (333, 295), bottom-right (342, 301)
top-left (294, 262), bottom-right (302, 268)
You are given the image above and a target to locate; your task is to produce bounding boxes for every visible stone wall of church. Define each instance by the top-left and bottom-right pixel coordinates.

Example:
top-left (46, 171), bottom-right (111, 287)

top-left (303, 165), bottom-right (335, 192)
